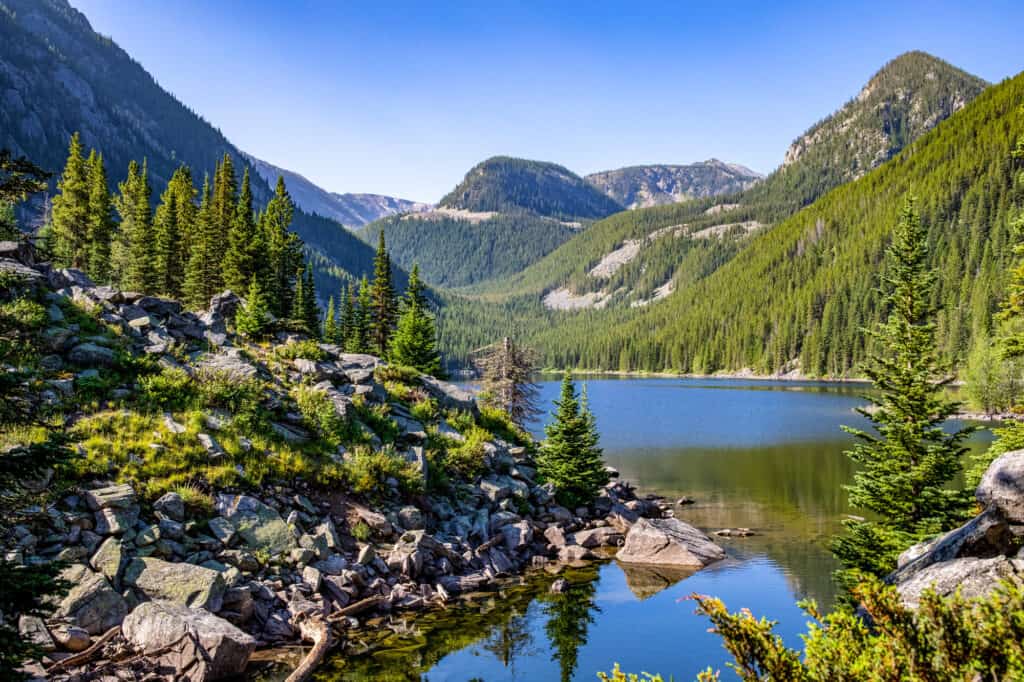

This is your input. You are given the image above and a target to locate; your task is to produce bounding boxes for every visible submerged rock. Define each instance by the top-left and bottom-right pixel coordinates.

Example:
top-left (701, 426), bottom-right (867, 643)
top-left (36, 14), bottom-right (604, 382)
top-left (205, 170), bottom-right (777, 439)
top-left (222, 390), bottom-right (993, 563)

top-left (616, 517), bottom-right (725, 568)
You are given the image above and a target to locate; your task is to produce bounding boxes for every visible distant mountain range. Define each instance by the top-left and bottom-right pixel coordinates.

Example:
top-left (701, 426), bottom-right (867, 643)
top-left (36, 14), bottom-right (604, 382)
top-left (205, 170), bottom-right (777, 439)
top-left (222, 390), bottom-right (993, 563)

top-left (243, 154), bottom-right (430, 228)
top-left (585, 160), bottom-right (763, 209)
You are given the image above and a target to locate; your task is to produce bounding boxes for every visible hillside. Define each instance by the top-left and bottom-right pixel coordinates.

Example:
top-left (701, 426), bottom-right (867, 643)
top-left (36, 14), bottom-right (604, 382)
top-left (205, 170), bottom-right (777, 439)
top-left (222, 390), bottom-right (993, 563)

top-left (460, 52), bottom-right (989, 306)
top-left (438, 156), bottom-right (623, 220)
top-left (0, 0), bottom-right (383, 292)
top-left (245, 153), bottom-right (430, 227)
top-left (585, 160), bottom-right (763, 209)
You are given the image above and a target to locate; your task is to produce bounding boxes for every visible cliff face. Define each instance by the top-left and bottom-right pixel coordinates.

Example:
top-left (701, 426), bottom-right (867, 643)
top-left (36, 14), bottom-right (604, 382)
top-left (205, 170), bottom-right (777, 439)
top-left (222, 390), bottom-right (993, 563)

top-left (585, 160), bottom-right (763, 209)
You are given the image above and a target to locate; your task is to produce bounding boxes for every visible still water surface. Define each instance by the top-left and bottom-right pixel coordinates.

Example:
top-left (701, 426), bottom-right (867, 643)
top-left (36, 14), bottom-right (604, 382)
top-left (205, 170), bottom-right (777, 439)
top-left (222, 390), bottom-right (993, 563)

top-left (320, 377), bottom-right (990, 681)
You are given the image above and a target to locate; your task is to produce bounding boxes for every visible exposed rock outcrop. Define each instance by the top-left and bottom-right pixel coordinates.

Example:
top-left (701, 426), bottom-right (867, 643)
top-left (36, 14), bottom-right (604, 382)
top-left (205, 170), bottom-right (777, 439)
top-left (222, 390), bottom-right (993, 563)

top-left (616, 517), bottom-right (725, 568)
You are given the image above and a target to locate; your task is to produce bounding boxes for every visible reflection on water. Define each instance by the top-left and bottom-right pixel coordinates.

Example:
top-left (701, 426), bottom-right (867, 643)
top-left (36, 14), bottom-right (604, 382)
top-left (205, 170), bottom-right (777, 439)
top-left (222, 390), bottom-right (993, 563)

top-left (319, 378), bottom-right (991, 680)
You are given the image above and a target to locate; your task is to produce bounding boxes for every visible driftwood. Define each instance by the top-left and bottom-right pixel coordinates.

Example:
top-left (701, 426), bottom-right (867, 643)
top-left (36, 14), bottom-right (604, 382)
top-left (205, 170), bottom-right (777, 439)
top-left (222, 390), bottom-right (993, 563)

top-left (474, 531), bottom-right (505, 553)
top-left (326, 595), bottom-right (386, 622)
top-left (285, 614), bottom-right (333, 682)
top-left (45, 626), bottom-right (119, 674)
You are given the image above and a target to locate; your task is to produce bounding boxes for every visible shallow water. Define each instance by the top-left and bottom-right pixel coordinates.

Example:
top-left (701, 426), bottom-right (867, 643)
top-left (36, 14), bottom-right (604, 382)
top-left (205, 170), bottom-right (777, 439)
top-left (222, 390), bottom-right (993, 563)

top-left (319, 377), bottom-right (990, 681)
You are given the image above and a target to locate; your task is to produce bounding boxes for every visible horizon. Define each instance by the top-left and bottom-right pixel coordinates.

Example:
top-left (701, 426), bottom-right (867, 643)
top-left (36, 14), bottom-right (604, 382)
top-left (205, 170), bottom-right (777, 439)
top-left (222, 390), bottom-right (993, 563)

top-left (70, 0), bottom-right (1024, 203)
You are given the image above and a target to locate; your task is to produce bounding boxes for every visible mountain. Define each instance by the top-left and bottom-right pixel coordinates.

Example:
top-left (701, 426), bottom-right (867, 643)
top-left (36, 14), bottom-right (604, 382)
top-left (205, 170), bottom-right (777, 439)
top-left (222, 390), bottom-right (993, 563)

top-left (0, 0), bottom-right (384, 295)
top-left (439, 156), bottom-right (624, 220)
top-left (436, 52), bottom-right (998, 369)
top-left (585, 160), bottom-right (763, 209)
top-left (244, 153), bottom-right (430, 227)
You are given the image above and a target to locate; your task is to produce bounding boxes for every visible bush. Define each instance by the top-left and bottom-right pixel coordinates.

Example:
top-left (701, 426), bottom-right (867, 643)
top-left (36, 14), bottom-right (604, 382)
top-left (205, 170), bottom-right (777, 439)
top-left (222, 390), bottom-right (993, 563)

top-left (598, 665), bottom-right (663, 682)
top-left (272, 339), bottom-right (325, 362)
top-left (196, 370), bottom-right (265, 433)
top-left (355, 401), bottom-right (399, 444)
top-left (292, 385), bottom-right (351, 446)
top-left (410, 397), bottom-right (439, 424)
top-left (439, 425), bottom-right (492, 480)
top-left (351, 520), bottom-right (372, 542)
top-left (374, 364), bottom-right (421, 385)
top-left (138, 367), bottom-right (196, 411)
top-left (342, 446), bottom-right (422, 499)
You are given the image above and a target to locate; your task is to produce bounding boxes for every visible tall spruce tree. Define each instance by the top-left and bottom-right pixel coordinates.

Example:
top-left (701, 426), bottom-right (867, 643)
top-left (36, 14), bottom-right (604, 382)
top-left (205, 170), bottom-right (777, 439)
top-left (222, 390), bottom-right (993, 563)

top-left (323, 296), bottom-right (338, 344)
top-left (152, 166), bottom-right (197, 298)
top-left (389, 264), bottom-right (442, 375)
top-left (0, 150), bottom-right (48, 240)
top-left (346, 275), bottom-right (373, 354)
top-left (235, 276), bottom-right (271, 339)
top-left (49, 133), bottom-right (90, 268)
top-left (537, 372), bottom-right (609, 508)
top-left (832, 198), bottom-right (972, 587)
top-left (260, 177), bottom-right (302, 318)
top-left (84, 151), bottom-right (114, 283)
top-left (183, 175), bottom-right (218, 309)
top-left (290, 265), bottom-right (320, 337)
top-left (223, 167), bottom-right (257, 293)
top-left (370, 228), bottom-right (397, 356)
top-left (113, 159), bottom-right (153, 292)
top-left (338, 282), bottom-right (353, 348)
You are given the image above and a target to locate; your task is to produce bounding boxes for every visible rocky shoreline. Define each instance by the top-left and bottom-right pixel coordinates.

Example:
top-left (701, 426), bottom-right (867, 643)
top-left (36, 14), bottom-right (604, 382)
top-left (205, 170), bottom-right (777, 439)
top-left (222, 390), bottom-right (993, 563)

top-left (1, 241), bottom-right (727, 680)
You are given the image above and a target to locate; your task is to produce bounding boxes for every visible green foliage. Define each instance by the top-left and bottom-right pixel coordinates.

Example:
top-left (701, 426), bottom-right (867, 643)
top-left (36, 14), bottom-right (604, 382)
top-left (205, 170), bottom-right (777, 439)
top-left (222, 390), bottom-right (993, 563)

top-left (536, 373), bottom-right (609, 508)
top-left (690, 577), bottom-right (1024, 681)
top-left (222, 167), bottom-right (260, 294)
top-left (370, 229), bottom-right (397, 355)
top-left (389, 264), bottom-right (442, 374)
top-left (350, 520), bottom-right (372, 542)
top-left (964, 332), bottom-right (1020, 414)
top-left (967, 419), bottom-right (1024, 488)
top-left (235, 276), bottom-right (271, 339)
top-left (833, 199), bottom-right (972, 587)
top-left (435, 425), bottom-right (491, 480)
top-left (50, 132), bottom-right (90, 269)
top-left (112, 158), bottom-right (153, 292)
top-left (272, 338), bottom-right (326, 362)
top-left (346, 275), bottom-right (373, 354)
top-left (138, 367), bottom-right (196, 411)
top-left (292, 385), bottom-right (350, 447)
top-left (342, 446), bottom-right (422, 499)
top-left (597, 665), bottom-right (664, 682)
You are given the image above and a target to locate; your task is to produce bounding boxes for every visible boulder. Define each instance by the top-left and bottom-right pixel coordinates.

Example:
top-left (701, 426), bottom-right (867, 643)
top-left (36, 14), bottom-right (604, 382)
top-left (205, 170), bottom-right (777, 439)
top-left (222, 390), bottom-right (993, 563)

top-left (888, 509), bottom-right (1013, 586)
top-left (54, 564), bottom-right (129, 635)
top-left (977, 449), bottom-right (1024, 523)
top-left (215, 494), bottom-right (298, 556)
top-left (197, 350), bottom-right (258, 381)
top-left (68, 342), bottom-right (116, 367)
top-left (90, 536), bottom-right (126, 587)
top-left (154, 491), bottom-right (186, 522)
top-left (122, 601), bottom-right (256, 681)
top-left (83, 483), bottom-right (136, 511)
top-left (895, 557), bottom-right (1021, 608)
top-left (616, 518), bottom-right (725, 568)
top-left (123, 557), bottom-right (226, 612)
top-left (18, 615), bottom-right (55, 652)
top-left (618, 562), bottom-right (698, 600)
top-left (420, 375), bottom-right (478, 415)
top-left (571, 526), bottom-right (624, 549)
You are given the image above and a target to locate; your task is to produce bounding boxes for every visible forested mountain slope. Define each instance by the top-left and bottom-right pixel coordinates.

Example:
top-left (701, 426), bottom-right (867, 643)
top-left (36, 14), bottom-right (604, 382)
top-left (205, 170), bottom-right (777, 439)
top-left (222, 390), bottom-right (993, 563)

top-left (0, 0), bottom-right (384, 292)
top-left (245, 153), bottom-right (430, 227)
top-left (585, 160), bottom-right (763, 209)
top-left (461, 52), bottom-right (989, 306)
top-left (441, 70), bottom-right (1024, 376)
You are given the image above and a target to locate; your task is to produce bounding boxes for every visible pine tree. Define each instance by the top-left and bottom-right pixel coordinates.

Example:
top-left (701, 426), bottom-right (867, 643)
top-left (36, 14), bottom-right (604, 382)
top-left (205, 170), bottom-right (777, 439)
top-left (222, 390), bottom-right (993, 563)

top-left (832, 199), bottom-right (973, 587)
top-left (346, 276), bottom-right (373, 354)
top-left (260, 177), bottom-right (302, 318)
top-left (323, 296), bottom-right (338, 343)
top-left (152, 166), bottom-right (197, 298)
top-left (338, 282), bottom-right (354, 348)
top-left (0, 200), bottom-right (15, 240)
top-left (0, 149), bottom-right (48, 239)
top-left (474, 337), bottom-right (540, 427)
top-left (537, 372), bottom-right (610, 508)
top-left (183, 175), bottom-right (218, 309)
top-left (235, 276), bottom-right (271, 339)
top-left (370, 228), bottom-right (397, 356)
top-left (84, 151), bottom-right (114, 283)
top-left (49, 133), bottom-right (90, 268)
top-left (113, 159), bottom-right (153, 292)
top-left (222, 167), bottom-right (258, 293)
top-left (289, 265), bottom-right (320, 337)
top-left (389, 263), bottom-right (442, 375)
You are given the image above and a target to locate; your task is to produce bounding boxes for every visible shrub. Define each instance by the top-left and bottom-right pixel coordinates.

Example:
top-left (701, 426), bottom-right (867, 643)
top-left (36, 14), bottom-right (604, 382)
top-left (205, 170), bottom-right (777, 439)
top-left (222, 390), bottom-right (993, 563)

top-left (272, 339), bottom-right (325, 362)
top-left (170, 482), bottom-right (215, 517)
top-left (478, 404), bottom-right (531, 446)
top-left (292, 385), bottom-right (351, 446)
top-left (441, 425), bottom-right (491, 480)
top-left (355, 401), bottom-right (399, 444)
top-left (342, 446), bottom-right (422, 499)
top-left (374, 364), bottom-right (421, 385)
top-left (598, 665), bottom-right (664, 682)
top-left (196, 370), bottom-right (265, 432)
top-left (138, 367), bottom-right (196, 411)
top-left (410, 397), bottom-right (439, 424)
top-left (351, 520), bottom-right (372, 542)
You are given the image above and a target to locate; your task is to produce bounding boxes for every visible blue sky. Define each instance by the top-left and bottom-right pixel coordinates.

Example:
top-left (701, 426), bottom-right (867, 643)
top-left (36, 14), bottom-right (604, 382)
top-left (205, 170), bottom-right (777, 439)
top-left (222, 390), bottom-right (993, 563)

top-left (74, 1), bottom-right (1023, 203)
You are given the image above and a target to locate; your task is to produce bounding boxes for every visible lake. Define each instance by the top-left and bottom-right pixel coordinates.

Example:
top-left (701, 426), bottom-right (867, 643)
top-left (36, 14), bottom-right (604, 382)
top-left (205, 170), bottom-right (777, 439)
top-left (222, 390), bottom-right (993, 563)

top-left (318, 377), bottom-right (991, 681)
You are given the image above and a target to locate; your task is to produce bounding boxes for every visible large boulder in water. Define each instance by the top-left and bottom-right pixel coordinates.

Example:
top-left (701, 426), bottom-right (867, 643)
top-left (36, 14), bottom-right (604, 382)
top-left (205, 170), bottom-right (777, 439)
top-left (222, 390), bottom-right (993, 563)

top-left (977, 449), bottom-right (1024, 522)
top-left (616, 517), bottom-right (725, 568)
top-left (122, 601), bottom-right (256, 681)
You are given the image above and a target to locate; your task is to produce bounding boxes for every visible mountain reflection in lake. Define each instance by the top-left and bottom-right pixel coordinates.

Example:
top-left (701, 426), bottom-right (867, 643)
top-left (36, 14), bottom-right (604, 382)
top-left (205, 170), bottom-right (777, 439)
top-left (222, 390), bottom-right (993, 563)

top-left (313, 377), bottom-right (991, 681)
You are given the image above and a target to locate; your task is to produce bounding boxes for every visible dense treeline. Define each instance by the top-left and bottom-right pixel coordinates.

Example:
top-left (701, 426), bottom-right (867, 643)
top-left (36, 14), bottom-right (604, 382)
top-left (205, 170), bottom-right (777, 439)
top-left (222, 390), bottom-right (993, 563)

top-left (439, 156), bottom-right (623, 220)
top-left (358, 212), bottom-right (582, 288)
top-left (439, 71), bottom-right (1024, 376)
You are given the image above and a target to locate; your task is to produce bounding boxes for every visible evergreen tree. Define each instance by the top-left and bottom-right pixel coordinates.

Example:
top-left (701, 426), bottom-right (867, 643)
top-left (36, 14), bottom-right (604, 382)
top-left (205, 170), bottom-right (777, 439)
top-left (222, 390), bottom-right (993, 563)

top-left (474, 337), bottom-right (540, 427)
top-left (338, 282), bottom-right (354, 348)
top-left (113, 159), bottom-right (153, 292)
top-left (346, 276), bottom-right (373, 354)
top-left (389, 264), bottom-right (442, 375)
top-left (370, 228), bottom-right (397, 355)
top-left (222, 166), bottom-right (258, 293)
top-left (152, 166), bottom-right (196, 298)
top-left (289, 265), bottom-right (320, 337)
top-left (260, 177), bottom-right (302, 318)
top-left (0, 149), bottom-right (48, 240)
top-left (236, 276), bottom-right (271, 339)
top-left (0, 200), bottom-right (15, 240)
top-left (832, 199), bottom-right (973, 587)
top-left (84, 151), bottom-right (114, 283)
top-left (542, 571), bottom-right (599, 682)
top-left (183, 175), bottom-right (218, 309)
top-left (323, 296), bottom-right (338, 344)
top-left (537, 372), bottom-right (610, 508)
top-left (49, 133), bottom-right (90, 268)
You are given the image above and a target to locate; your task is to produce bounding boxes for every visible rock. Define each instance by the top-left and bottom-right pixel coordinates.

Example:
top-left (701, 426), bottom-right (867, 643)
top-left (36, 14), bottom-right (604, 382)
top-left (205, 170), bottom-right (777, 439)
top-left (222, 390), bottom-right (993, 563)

top-left (94, 506), bottom-right (139, 536)
top-left (714, 528), bottom-right (756, 538)
top-left (68, 342), bottom-right (116, 367)
top-left (357, 544), bottom-right (376, 565)
top-left (436, 420), bottom-right (466, 442)
top-left (558, 545), bottom-right (592, 563)
top-left (419, 375), bottom-right (478, 415)
top-left (197, 350), bottom-right (258, 381)
top-left (353, 506), bottom-right (394, 537)
top-left (162, 414), bottom-right (188, 435)
top-left (198, 433), bottom-right (226, 458)
top-left (549, 578), bottom-right (569, 594)
top-left (84, 483), bottom-right (136, 511)
top-left (618, 563), bottom-right (698, 600)
top-left (54, 564), bottom-right (129, 635)
top-left (571, 526), bottom-right (624, 548)
top-left (215, 494), bottom-right (298, 556)
top-left (402, 446), bottom-right (428, 480)
top-left (18, 615), bottom-right (55, 652)
top-left (154, 491), bottom-right (186, 521)
top-left (208, 517), bottom-right (237, 546)
top-left (302, 565), bottom-right (322, 591)
top-left (398, 505), bottom-right (425, 531)
top-left (122, 601), bottom-right (256, 680)
top-left (123, 557), bottom-right (227, 611)
top-left (888, 509), bottom-right (1013, 586)
top-left (544, 525), bottom-right (567, 547)
top-left (270, 421), bottom-right (310, 444)
top-left (616, 518), bottom-right (725, 568)
top-left (977, 449), bottom-right (1024, 523)
top-left (503, 521), bottom-right (533, 552)
top-left (207, 291), bottom-right (242, 320)
top-left (52, 623), bottom-right (92, 652)
top-left (895, 557), bottom-right (1021, 608)
top-left (479, 477), bottom-right (512, 503)
top-left (90, 536), bottom-right (125, 587)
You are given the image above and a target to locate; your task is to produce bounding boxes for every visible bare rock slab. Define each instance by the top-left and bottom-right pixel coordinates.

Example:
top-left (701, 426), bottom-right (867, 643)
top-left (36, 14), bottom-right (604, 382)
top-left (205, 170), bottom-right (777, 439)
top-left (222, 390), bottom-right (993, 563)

top-left (616, 517), bottom-right (725, 568)
top-left (124, 557), bottom-right (226, 612)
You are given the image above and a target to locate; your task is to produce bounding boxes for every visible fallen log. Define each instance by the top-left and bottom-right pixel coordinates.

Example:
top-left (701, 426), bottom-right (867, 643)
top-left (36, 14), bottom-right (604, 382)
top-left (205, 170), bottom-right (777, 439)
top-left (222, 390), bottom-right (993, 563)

top-left (326, 595), bottom-right (386, 622)
top-left (45, 626), bottom-right (119, 674)
top-left (285, 614), bottom-right (333, 682)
